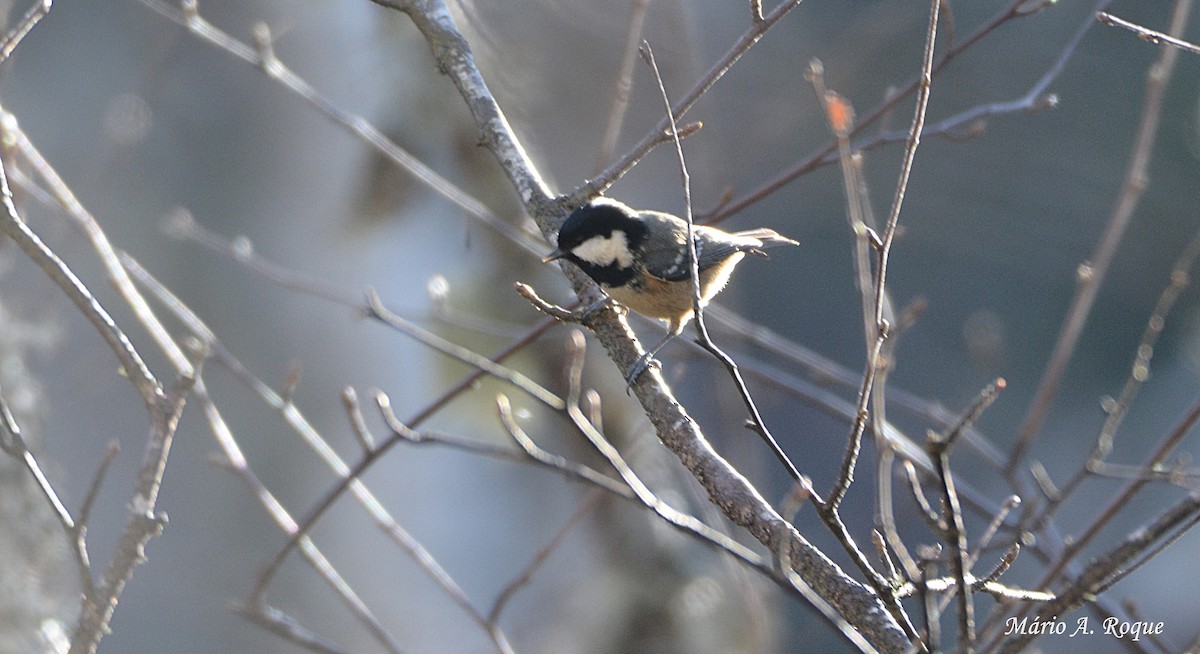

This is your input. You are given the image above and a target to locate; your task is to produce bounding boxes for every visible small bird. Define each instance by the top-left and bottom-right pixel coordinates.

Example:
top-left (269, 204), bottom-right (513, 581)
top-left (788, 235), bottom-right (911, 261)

top-left (543, 197), bottom-right (798, 383)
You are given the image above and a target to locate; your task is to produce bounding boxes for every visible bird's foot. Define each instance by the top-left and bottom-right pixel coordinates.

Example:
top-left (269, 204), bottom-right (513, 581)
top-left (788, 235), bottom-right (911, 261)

top-left (624, 352), bottom-right (662, 388)
top-left (578, 295), bottom-right (614, 323)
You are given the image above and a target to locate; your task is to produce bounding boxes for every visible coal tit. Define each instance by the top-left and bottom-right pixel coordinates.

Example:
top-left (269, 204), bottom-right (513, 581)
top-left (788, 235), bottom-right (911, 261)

top-left (543, 197), bottom-right (798, 382)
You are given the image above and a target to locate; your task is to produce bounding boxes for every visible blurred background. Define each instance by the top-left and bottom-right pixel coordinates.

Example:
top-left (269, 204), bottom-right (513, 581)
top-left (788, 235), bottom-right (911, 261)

top-left (1, 0), bottom-right (1198, 652)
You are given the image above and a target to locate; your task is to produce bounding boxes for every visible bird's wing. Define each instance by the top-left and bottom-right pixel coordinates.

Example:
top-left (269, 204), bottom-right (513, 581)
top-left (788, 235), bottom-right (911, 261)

top-left (639, 212), bottom-right (795, 282)
top-left (636, 211), bottom-right (694, 282)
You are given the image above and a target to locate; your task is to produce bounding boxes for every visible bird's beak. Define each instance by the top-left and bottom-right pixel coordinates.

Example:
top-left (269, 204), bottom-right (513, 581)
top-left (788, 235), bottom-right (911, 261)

top-left (542, 248), bottom-right (566, 264)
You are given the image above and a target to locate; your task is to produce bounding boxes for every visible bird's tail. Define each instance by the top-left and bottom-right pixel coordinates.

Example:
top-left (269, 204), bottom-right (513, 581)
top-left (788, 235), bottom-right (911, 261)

top-left (734, 228), bottom-right (799, 255)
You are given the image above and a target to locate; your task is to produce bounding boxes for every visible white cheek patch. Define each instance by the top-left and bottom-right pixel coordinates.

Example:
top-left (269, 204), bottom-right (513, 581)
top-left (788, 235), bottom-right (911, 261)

top-left (571, 231), bottom-right (634, 268)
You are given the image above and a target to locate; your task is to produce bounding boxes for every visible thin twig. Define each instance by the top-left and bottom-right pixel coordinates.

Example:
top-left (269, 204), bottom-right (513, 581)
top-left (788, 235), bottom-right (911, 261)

top-left (0, 136), bottom-right (200, 653)
top-left (797, 2), bottom-right (941, 643)
top-left (366, 289), bottom-right (563, 409)
top-left (983, 3), bottom-right (1196, 645)
top-left (410, 321), bottom-right (562, 427)
top-left (504, 388), bottom-right (868, 645)
top-left (164, 218), bottom-right (521, 337)
top-left (927, 379), bottom-right (1005, 651)
top-left (514, 282), bottom-right (594, 323)
top-left (234, 604), bottom-right (346, 654)
top-left (129, 266), bottom-right (564, 652)
top-left (349, 395), bottom-right (521, 652)
top-left (495, 394), bottom-right (633, 499)
top-left (70, 383), bottom-right (190, 654)
top-left (979, 394), bottom-right (1200, 652)
top-left (876, 0), bottom-right (938, 328)
top-left (215, 354), bottom-right (513, 652)
top-left (972, 544), bottom-right (1020, 593)
top-left (0, 392), bottom-right (73, 529)
top-left (823, 0), bottom-right (941, 511)
top-left (871, 530), bottom-right (900, 588)
top-left (824, 334), bottom-right (886, 511)
top-left (904, 461), bottom-right (943, 532)
top-left (1098, 10), bottom-right (1200, 55)
top-left (76, 441), bottom-right (121, 528)
top-left (0, 390), bottom-right (97, 602)
top-left (971, 495), bottom-right (1020, 568)
top-left (341, 387), bottom-right (376, 453)
top-left (704, 303), bottom-right (998, 471)
top-left (1039, 394), bottom-right (1200, 597)
top-left (749, 0), bottom-right (764, 24)
top-left (642, 39), bottom-right (803, 485)
top-left (807, 62), bottom-right (883, 359)
top-left (918, 549), bottom-right (941, 653)
top-left (0, 144), bottom-right (162, 409)
top-left (558, 370), bottom-right (765, 567)
top-left (1087, 460), bottom-right (1197, 484)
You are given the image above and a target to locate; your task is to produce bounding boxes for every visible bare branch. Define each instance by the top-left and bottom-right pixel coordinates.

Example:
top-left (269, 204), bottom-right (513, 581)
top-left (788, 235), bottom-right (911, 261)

top-left (1007, 0), bottom-right (1189, 474)
top-left (0, 138), bottom-right (162, 410)
top-left (0, 392), bottom-right (72, 529)
top-left (821, 0), bottom-right (941, 519)
top-left (0, 125), bottom-right (206, 653)
top-left (971, 495), bottom-right (1020, 568)
top-left (925, 380), bottom-right (1006, 649)
top-left (0, 0), bottom-right (52, 64)
top-left (234, 604), bottom-right (346, 654)
top-left (366, 288), bottom-right (564, 409)
top-left (1098, 10), bottom-right (1200, 55)
top-left (494, 394), bottom-right (632, 497)
top-left (904, 460), bottom-right (943, 532)
top-left (0, 389), bottom-right (97, 602)
top-left (368, 0), bottom-right (553, 210)
top-left (76, 441), bottom-right (121, 528)
top-left (973, 544), bottom-right (1020, 591)
top-left (341, 387), bottom-right (376, 454)
top-left (998, 490), bottom-right (1200, 653)
top-left (514, 281), bottom-right (593, 323)
top-left (69, 385), bottom-right (190, 654)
